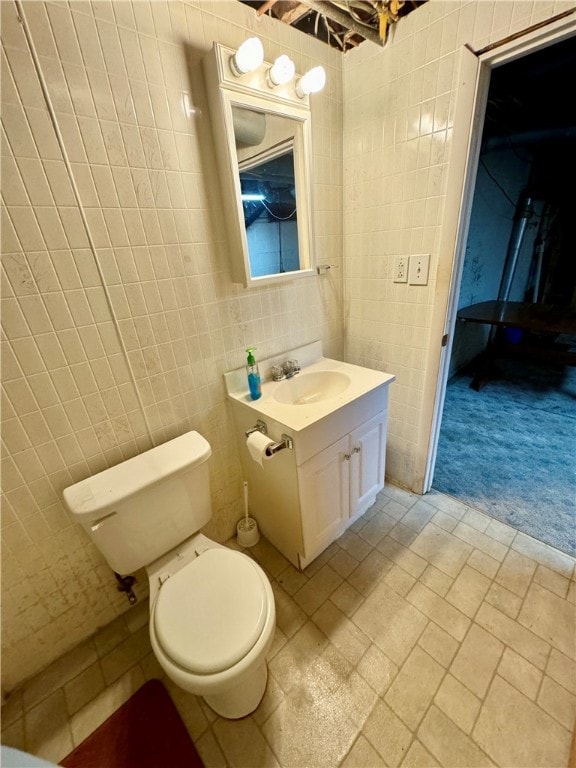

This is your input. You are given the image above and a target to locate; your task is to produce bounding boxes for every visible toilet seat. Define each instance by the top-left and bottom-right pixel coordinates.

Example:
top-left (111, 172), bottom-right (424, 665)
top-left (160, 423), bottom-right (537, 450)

top-left (153, 548), bottom-right (268, 675)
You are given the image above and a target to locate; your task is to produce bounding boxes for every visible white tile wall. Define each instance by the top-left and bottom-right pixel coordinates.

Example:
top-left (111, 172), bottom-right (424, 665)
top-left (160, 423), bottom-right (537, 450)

top-left (342, 0), bottom-right (575, 488)
top-left (1, 0), bottom-right (343, 690)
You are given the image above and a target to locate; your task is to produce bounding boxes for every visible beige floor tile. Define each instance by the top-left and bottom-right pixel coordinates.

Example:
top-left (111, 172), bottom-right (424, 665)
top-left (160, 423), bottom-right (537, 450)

top-left (1, 688), bottom-right (23, 728)
top-left (495, 549), bottom-right (537, 597)
top-left (384, 499), bottom-right (416, 520)
top-left (269, 621), bottom-right (329, 694)
top-left (409, 524), bottom-right (472, 578)
top-left (312, 601), bottom-right (371, 665)
top-left (328, 548), bottom-right (360, 578)
top-left (389, 521), bottom-right (420, 547)
top-left (484, 581), bottom-right (522, 618)
top-left (194, 728), bottom-right (227, 768)
top-left (347, 549), bottom-right (393, 596)
top-left (546, 648), bottom-right (576, 695)
top-left (123, 600), bottom-right (150, 634)
top-left (275, 564), bottom-right (308, 596)
top-left (69, 666), bottom-right (145, 746)
top-left (363, 699), bottom-right (413, 768)
top-left (270, 582), bottom-right (307, 639)
top-left (430, 509), bottom-right (459, 533)
top-left (497, 647), bottom-right (542, 700)
top-left (475, 602), bottom-right (550, 670)
top-left (330, 581), bottom-right (364, 616)
top-left (425, 492), bottom-right (468, 520)
top-left (450, 624), bottom-right (504, 699)
top-left (163, 679), bottom-right (209, 741)
top-left (63, 662), bottom-right (106, 716)
top-left (0, 717), bottom-right (26, 753)
top-left (100, 625), bottom-right (152, 685)
top-left (213, 715), bottom-right (279, 767)
top-left (445, 565), bottom-right (491, 618)
top-left (406, 583), bottom-right (470, 641)
top-left (453, 521), bottom-right (508, 562)
top-left (250, 539), bottom-right (291, 578)
top-left (418, 705), bottom-right (493, 767)
top-left (461, 507), bottom-right (490, 533)
top-left (537, 675), bottom-right (576, 730)
top-left (512, 532), bottom-right (575, 578)
top-left (94, 616), bottom-right (131, 658)
top-left (434, 673), bottom-right (481, 734)
top-left (337, 530), bottom-right (373, 561)
top-left (22, 638), bottom-right (98, 711)
top-left (384, 563), bottom-right (417, 596)
top-left (484, 518), bottom-right (516, 546)
top-left (420, 565), bottom-right (453, 597)
top-left (24, 689), bottom-right (74, 764)
top-left (518, 582), bottom-right (576, 658)
top-left (467, 549), bottom-right (500, 579)
top-left (400, 499), bottom-right (437, 532)
top-left (341, 734), bottom-right (386, 767)
top-left (356, 643), bottom-right (399, 695)
top-left (401, 739), bottom-right (441, 767)
top-left (418, 622), bottom-right (459, 668)
top-left (533, 564), bottom-right (570, 598)
top-left (384, 646), bottom-right (445, 730)
top-left (268, 625), bottom-right (288, 660)
top-left (473, 675), bottom-right (571, 768)
top-left (261, 685), bottom-right (357, 768)
top-left (293, 564), bottom-right (342, 615)
top-left (333, 670), bottom-right (378, 728)
top-left (378, 538), bottom-right (428, 578)
top-left (253, 674), bottom-right (285, 727)
top-left (357, 509), bottom-right (396, 546)
top-left (382, 486), bottom-right (420, 509)
top-left (353, 581), bottom-right (428, 666)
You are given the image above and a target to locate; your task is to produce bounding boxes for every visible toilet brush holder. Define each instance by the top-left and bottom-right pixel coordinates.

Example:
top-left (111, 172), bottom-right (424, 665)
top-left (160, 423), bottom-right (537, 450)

top-left (237, 516), bottom-right (260, 547)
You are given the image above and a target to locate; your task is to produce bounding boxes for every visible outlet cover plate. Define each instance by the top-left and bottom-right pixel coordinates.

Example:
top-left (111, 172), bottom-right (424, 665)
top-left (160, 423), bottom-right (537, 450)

top-left (408, 254), bottom-right (430, 285)
top-left (393, 255), bottom-right (409, 283)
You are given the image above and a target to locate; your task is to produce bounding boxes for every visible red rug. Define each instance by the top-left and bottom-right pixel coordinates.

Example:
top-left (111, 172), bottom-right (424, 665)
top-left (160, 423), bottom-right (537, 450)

top-left (61, 679), bottom-right (204, 768)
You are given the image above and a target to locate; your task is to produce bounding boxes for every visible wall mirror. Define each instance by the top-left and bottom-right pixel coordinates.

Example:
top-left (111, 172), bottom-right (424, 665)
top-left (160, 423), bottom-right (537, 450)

top-left (203, 43), bottom-right (316, 288)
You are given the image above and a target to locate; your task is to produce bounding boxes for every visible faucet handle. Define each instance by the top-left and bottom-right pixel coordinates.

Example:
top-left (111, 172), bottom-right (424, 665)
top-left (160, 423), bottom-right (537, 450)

top-left (282, 359), bottom-right (300, 377)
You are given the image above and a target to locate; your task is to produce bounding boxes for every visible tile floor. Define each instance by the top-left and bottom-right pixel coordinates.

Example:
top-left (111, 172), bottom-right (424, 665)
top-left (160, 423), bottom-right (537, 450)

top-left (2, 485), bottom-right (575, 767)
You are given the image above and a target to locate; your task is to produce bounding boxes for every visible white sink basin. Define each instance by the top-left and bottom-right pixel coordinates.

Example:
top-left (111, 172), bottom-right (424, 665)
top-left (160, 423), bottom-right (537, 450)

top-left (273, 371), bottom-right (351, 405)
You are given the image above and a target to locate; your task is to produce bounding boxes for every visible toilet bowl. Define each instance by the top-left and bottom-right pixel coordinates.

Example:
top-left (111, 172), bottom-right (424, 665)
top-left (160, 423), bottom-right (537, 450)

top-left (63, 431), bottom-right (276, 720)
top-left (147, 534), bottom-right (276, 719)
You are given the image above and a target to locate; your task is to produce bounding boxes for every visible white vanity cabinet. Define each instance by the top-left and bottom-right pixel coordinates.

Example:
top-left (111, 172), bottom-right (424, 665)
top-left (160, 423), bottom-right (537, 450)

top-left (298, 411), bottom-right (387, 565)
top-left (224, 342), bottom-right (395, 570)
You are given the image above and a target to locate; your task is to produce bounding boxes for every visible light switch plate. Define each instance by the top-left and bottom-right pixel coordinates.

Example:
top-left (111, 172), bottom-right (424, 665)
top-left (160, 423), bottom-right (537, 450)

top-left (408, 254), bottom-right (430, 285)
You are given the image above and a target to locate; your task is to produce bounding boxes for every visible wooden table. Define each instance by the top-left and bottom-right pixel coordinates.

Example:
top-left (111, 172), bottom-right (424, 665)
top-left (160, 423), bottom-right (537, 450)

top-left (456, 300), bottom-right (576, 389)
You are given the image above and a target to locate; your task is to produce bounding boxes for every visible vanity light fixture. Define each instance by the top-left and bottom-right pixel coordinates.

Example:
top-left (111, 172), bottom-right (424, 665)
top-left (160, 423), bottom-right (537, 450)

top-left (230, 37), bottom-right (264, 76)
top-left (295, 66), bottom-right (326, 98)
top-left (267, 54), bottom-right (295, 87)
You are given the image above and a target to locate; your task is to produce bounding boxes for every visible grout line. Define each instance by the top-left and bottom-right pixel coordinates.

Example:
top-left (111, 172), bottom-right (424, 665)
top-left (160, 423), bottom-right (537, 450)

top-left (14, 0), bottom-right (155, 450)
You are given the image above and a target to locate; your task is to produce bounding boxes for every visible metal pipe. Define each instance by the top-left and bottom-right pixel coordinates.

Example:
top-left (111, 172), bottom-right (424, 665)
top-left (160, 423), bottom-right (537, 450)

top-left (498, 193), bottom-right (533, 302)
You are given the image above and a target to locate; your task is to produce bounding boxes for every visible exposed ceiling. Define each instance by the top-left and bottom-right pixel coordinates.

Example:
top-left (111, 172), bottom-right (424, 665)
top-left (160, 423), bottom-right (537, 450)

top-left (238, 1), bottom-right (428, 52)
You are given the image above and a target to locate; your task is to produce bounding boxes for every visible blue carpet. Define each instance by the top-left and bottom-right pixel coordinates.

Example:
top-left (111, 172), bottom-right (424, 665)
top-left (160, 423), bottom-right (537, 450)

top-left (433, 359), bottom-right (576, 556)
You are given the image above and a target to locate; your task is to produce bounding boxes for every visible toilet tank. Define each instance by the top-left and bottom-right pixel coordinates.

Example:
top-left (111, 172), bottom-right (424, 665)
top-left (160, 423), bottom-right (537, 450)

top-left (63, 431), bottom-right (212, 575)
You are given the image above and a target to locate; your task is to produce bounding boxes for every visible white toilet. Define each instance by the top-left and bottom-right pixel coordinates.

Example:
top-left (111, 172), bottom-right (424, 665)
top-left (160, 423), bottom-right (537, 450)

top-left (63, 431), bottom-right (276, 719)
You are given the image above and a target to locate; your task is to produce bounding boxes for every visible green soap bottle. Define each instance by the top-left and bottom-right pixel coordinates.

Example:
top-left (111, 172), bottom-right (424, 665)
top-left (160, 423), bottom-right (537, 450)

top-left (246, 347), bottom-right (262, 401)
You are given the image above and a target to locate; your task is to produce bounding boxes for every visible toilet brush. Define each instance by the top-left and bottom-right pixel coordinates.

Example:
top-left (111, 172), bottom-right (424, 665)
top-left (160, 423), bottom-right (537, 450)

top-left (236, 480), bottom-right (260, 547)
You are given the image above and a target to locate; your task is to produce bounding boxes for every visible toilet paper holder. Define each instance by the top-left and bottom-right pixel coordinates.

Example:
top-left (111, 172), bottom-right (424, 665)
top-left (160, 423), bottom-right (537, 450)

top-left (245, 420), bottom-right (293, 456)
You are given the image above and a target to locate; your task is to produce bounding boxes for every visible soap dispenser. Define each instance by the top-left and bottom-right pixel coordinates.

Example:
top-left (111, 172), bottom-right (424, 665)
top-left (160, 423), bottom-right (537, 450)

top-left (246, 347), bottom-right (262, 401)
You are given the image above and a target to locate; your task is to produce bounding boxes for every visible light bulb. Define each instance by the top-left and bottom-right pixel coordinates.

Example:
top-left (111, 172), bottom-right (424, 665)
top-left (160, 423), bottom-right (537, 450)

top-left (296, 66), bottom-right (326, 98)
top-left (230, 37), bottom-right (264, 76)
top-left (267, 54), bottom-right (295, 86)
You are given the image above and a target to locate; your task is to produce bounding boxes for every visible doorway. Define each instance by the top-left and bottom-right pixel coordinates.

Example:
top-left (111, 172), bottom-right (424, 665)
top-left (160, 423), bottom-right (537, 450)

top-left (425, 24), bottom-right (576, 555)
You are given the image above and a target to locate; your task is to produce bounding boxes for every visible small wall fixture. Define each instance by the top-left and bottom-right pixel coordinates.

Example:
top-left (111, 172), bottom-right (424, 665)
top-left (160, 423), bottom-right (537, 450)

top-left (267, 54), bottom-right (295, 86)
top-left (230, 37), bottom-right (264, 76)
top-left (296, 66), bottom-right (326, 98)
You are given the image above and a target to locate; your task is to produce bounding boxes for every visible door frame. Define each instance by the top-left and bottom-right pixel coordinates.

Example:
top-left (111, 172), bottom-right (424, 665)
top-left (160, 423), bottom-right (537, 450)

top-left (417, 12), bottom-right (576, 494)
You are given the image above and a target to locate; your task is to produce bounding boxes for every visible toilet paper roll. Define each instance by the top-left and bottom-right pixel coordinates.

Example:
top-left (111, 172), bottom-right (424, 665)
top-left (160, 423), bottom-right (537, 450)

top-left (247, 431), bottom-right (275, 467)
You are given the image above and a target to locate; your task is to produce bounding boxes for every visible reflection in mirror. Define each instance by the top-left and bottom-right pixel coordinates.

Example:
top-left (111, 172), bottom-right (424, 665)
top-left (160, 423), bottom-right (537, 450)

top-left (234, 108), bottom-right (299, 277)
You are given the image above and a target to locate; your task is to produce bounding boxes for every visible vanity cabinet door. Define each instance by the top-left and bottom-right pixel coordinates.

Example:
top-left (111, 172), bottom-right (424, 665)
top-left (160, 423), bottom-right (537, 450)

top-left (349, 411), bottom-right (387, 521)
top-left (298, 434), bottom-right (350, 562)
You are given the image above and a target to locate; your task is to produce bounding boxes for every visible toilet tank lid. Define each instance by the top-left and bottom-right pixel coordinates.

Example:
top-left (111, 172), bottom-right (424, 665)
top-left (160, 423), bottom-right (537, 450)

top-left (62, 431), bottom-right (211, 519)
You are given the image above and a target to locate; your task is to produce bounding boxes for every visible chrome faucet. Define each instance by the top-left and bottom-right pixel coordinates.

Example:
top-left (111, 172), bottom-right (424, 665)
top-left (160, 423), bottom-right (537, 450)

top-left (270, 359), bottom-right (301, 381)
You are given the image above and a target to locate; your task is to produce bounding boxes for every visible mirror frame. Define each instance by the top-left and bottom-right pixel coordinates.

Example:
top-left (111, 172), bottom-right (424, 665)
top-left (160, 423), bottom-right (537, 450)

top-left (203, 43), bottom-right (316, 288)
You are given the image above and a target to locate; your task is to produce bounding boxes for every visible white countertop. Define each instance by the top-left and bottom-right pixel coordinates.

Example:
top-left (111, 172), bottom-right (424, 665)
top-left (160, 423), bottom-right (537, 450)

top-left (224, 342), bottom-right (395, 433)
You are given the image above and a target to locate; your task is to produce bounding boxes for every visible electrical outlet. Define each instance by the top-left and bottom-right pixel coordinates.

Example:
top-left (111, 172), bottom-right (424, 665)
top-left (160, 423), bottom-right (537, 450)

top-left (393, 256), bottom-right (409, 283)
top-left (408, 253), bottom-right (430, 285)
